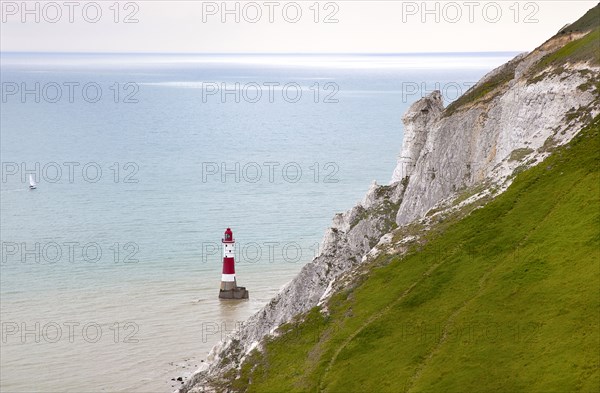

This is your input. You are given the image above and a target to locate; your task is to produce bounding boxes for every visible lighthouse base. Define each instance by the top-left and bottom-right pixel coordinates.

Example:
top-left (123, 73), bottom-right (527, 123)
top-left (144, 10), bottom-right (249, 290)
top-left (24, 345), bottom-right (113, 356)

top-left (219, 287), bottom-right (249, 300)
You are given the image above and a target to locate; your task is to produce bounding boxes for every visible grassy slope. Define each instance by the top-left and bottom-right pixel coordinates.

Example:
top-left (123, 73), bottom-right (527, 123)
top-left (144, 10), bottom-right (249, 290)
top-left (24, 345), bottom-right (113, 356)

top-left (444, 57), bottom-right (518, 116)
top-left (445, 4), bottom-right (599, 116)
top-left (532, 28), bottom-right (600, 74)
top-left (559, 4), bottom-right (600, 34)
top-left (225, 115), bottom-right (600, 392)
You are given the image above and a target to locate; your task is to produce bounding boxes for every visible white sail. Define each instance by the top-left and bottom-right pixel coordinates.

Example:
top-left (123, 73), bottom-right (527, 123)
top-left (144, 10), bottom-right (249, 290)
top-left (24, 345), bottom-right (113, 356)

top-left (29, 174), bottom-right (36, 188)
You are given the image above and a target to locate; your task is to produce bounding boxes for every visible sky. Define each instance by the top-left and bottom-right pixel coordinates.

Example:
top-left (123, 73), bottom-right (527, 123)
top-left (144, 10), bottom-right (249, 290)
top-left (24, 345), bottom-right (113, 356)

top-left (0, 1), bottom-right (597, 53)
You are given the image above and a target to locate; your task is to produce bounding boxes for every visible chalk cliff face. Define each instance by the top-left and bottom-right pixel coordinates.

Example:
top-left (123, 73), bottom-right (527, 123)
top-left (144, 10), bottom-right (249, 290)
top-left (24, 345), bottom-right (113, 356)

top-left (393, 50), bottom-right (599, 225)
top-left (181, 15), bottom-right (599, 392)
top-left (391, 90), bottom-right (444, 183)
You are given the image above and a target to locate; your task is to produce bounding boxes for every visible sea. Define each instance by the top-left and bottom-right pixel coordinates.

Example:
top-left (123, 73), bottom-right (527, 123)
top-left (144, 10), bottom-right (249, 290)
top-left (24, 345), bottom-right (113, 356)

top-left (0, 52), bottom-right (518, 392)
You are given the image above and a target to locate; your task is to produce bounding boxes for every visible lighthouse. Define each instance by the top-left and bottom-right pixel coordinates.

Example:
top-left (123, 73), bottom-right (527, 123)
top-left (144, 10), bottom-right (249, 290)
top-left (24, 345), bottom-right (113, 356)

top-left (219, 228), bottom-right (249, 300)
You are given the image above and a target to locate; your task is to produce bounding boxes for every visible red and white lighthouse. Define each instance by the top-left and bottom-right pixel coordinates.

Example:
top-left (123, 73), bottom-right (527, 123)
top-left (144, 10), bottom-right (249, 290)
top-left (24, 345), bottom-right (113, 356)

top-left (220, 228), bottom-right (236, 290)
top-left (219, 228), bottom-right (249, 299)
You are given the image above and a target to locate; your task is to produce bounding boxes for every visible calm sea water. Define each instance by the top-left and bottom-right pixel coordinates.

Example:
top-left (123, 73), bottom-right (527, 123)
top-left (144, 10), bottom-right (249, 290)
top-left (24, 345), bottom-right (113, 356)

top-left (0, 52), bottom-right (517, 392)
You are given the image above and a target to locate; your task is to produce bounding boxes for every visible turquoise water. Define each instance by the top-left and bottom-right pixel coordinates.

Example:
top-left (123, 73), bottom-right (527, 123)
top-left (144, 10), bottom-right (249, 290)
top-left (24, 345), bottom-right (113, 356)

top-left (0, 53), bottom-right (517, 392)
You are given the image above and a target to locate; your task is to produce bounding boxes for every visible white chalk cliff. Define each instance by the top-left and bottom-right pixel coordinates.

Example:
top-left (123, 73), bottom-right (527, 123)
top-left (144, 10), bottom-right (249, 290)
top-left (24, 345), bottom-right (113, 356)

top-left (393, 51), bottom-right (599, 225)
top-left (180, 21), bottom-right (599, 393)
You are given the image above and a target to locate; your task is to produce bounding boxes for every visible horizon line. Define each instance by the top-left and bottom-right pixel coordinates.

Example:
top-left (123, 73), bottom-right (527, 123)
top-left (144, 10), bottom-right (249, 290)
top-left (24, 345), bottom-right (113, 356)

top-left (0, 50), bottom-right (525, 56)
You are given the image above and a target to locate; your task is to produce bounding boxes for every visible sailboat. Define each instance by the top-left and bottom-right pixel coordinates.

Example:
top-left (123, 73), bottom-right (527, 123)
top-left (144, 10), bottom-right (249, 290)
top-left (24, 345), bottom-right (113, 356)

top-left (29, 174), bottom-right (37, 190)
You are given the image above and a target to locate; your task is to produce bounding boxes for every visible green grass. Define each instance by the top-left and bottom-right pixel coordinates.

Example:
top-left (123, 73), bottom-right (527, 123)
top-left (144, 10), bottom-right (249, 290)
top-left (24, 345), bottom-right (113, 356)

top-left (451, 183), bottom-right (489, 207)
top-left (534, 4), bottom-right (599, 75)
top-left (558, 4), bottom-right (600, 34)
top-left (220, 115), bottom-right (600, 393)
top-left (349, 184), bottom-right (401, 234)
top-left (509, 147), bottom-right (535, 162)
top-left (444, 59), bottom-right (517, 117)
top-left (564, 102), bottom-right (599, 128)
top-left (538, 136), bottom-right (557, 153)
top-left (445, 4), bottom-right (599, 116)
top-left (533, 28), bottom-right (600, 76)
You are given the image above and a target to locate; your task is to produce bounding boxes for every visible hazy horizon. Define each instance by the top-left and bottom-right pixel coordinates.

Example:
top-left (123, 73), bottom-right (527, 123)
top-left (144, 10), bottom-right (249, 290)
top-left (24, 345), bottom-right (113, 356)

top-left (1, 1), bottom-right (595, 53)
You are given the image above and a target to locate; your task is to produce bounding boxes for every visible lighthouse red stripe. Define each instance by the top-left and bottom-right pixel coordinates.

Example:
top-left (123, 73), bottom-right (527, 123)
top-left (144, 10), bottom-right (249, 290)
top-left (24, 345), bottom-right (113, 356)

top-left (222, 257), bottom-right (235, 274)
